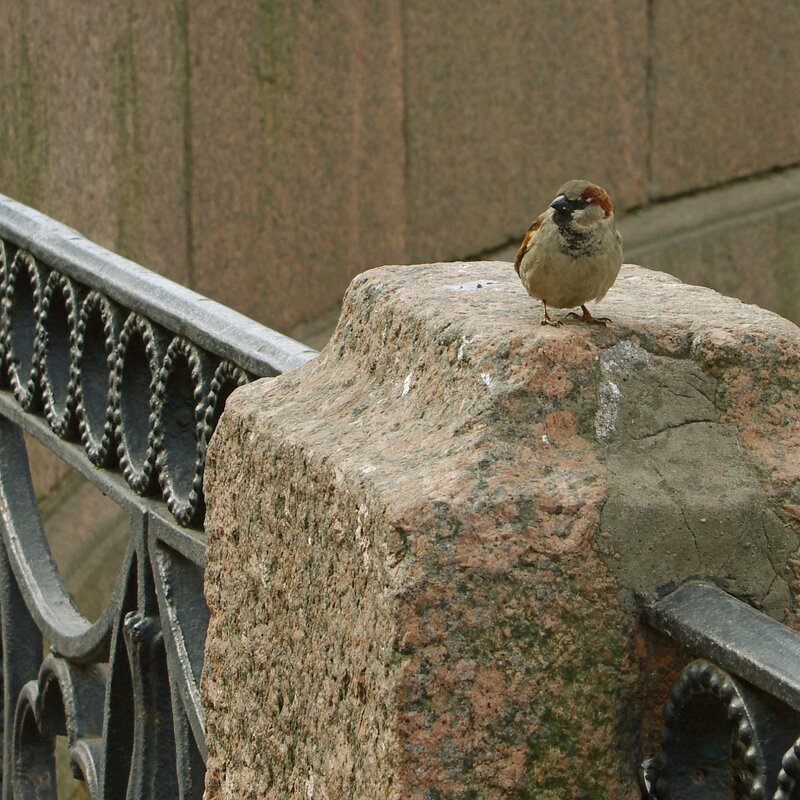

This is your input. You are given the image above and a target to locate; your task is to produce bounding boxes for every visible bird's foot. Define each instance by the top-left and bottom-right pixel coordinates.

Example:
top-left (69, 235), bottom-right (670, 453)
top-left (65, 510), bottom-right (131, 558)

top-left (540, 302), bottom-right (562, 327)
top-left (566, 305), bottom-right (611, 326)
top-left (540, 316), bottom-right (562, 327)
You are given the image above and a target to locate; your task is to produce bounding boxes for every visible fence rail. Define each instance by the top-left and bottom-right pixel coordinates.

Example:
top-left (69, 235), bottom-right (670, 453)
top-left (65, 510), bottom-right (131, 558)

top-left (0, 194), bottom-right (316, 799)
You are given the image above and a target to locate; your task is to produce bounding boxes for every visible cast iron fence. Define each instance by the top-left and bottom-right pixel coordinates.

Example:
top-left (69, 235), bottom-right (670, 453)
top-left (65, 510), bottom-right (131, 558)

top-left (641, 581), bottom-right (800, 800)
top-left (0, 194), bottom-right (316, 798)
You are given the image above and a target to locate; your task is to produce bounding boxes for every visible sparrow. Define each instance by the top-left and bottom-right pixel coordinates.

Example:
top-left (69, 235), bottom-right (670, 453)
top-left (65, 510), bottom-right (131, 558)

top-left (514, 180), bottom-right (623, 326)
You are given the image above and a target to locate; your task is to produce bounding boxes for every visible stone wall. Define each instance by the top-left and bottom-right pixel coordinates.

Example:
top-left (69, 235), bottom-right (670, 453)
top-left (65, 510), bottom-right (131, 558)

top-left (1, 1), bottom-right (798, 338)
top-left (203, 261), bottom-right (800, 798)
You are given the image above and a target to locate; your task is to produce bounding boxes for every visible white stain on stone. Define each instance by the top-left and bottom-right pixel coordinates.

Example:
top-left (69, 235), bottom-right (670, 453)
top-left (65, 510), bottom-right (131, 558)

top-left (361, 464), bottom-right (376, 475)
top-left (601, 340), bottom-right (651, 374)
top-left (595, 380), bottom-right (622, 442)
top-left (356, 503), bottom-right (371, 567)
top-left (305, 772), bottom-right (315, 799)
top-left (457, 336), bottom-right (471, 362)
top-left (541, 434), bottom-right (549, 444)
top-left (402, 372), bottom-right (413, 397)
top-left (259, 563), bottom-right (270, 589)
top-left (595, 341), bottom-right (652, 442)
top-left (439, 279), bottom-right (499, 292)
top-left (481, 372), bottom-right (493, 388)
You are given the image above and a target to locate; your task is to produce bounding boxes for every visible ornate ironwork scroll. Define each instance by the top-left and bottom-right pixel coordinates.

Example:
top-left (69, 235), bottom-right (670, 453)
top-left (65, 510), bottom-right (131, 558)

top-left (0, 194), bottom-right (317, 798)
top-left (641, 581), bottom-right (800, 800)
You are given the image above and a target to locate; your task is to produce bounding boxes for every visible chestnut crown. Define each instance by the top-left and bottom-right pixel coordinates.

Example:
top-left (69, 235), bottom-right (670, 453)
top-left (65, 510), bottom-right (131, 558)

top-left (550, 180), bottom-right (614, 219)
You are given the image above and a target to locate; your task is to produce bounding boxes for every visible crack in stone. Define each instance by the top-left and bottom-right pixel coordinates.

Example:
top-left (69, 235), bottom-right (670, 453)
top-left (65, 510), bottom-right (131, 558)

top-left (677, 499), bottom-right (701, 562)
top-left (661, 382), bottom-right (716, 404)
top-left (765, 571), bottom-right (778, 603)
top-left (650, 458), bottom-right (701, 562)
top-left (632, 417), bottom-right (718, 441)
top-left (760, 513), bottom-right (782, 581)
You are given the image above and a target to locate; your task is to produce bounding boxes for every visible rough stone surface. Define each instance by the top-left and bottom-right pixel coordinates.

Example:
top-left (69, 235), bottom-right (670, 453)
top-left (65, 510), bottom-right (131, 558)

top-left (598, 341), bottom-right (796, 615)
top-left (203, 261), bottom-right (800, 799)
top-left (629, 203), bottom-right (800, 328)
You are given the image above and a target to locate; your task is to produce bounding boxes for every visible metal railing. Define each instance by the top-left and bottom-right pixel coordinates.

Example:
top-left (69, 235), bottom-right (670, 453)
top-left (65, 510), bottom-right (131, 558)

top-left (0, 194), bottom-right (317, 798)
top-left (640, 581), bottom-right (800, 800)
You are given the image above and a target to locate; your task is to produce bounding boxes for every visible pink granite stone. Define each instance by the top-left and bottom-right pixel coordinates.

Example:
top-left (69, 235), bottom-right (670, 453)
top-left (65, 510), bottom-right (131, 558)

top-left (203, 261), bottom-right (800, 798)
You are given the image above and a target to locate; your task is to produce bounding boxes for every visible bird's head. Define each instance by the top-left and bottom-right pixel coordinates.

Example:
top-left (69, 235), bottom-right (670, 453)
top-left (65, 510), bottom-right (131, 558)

top-left (549, 180), bottom-right (614, 228)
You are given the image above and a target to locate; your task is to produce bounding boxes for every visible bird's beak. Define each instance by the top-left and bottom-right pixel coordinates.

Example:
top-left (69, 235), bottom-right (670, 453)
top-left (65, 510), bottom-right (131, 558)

top-left (550, 195), bottom-right (570, 214)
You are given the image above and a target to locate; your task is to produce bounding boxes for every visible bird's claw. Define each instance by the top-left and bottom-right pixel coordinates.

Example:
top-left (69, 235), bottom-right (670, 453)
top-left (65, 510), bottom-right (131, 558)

top-left (566, 310), bottom-right (611, 326)
top-left (540, 317), bottom-right (562, 327)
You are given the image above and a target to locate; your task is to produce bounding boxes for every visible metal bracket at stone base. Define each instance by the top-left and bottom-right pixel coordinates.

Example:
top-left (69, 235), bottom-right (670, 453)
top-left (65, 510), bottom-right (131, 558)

top-left (642, 582), bottom-right (800, 799)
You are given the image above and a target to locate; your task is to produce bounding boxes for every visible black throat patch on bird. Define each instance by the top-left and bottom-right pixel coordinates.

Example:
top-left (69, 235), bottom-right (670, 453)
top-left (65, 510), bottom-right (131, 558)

top-left (554, 216), bottom-right (603, 258)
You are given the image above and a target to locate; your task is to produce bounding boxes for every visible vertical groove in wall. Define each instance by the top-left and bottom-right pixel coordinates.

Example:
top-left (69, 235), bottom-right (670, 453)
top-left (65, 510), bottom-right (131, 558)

top-left (645, 0), bottom-right (656, 201)
top-left (174, 0), bottom-right (195, 290)
top-left (14, 4), bottom-right (48, 211)
top-left (114, 6), bottom-right (146, 264)
top-left (399, 0), bottom-right (410, 262)
top-left (349, 1), bottom-right (365, 271)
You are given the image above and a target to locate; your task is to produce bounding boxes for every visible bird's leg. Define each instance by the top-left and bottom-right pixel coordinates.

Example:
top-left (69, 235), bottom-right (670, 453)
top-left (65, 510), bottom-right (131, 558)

top-left (566, 304), bottom-right (611, 325)
top-left (540, 300), bottom-right (562, 327)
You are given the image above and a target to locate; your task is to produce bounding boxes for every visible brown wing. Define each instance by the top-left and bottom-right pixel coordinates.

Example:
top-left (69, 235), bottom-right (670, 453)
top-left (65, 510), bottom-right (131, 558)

top-left (514, 214), bottom-right (544, 276)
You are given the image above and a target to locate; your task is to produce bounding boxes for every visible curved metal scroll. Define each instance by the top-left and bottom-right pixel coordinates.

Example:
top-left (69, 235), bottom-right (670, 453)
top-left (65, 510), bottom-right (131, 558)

top-left (643, 582), bottom-right (800, 800)
top-left (645, 659), bottom-right (799, 799)
top-left (0, 196), bottom-right (317, 798)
